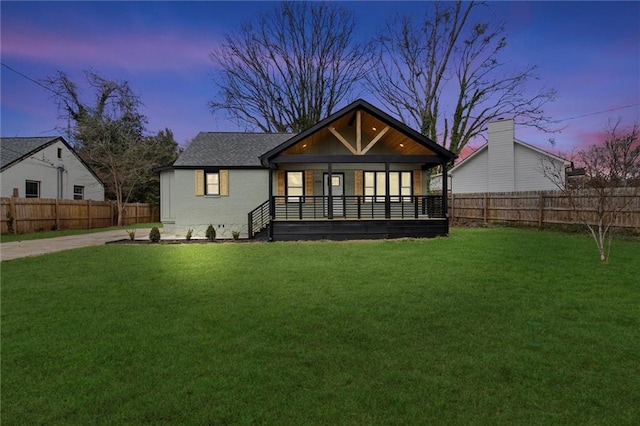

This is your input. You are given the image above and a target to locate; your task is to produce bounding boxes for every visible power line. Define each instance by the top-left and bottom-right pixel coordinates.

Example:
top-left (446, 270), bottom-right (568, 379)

top-left (551, 103), bottom-right (640, 123)
top-left (1, 62), bottom-right (64, 98)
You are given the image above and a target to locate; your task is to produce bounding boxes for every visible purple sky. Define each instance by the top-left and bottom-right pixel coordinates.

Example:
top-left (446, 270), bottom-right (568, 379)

top-left (2, 1), bottom-right (638, 157)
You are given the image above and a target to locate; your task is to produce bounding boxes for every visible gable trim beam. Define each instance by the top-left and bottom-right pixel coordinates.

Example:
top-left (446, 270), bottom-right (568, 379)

top-left (328, 127), bottom-right (358, 155)
top-left (259, 99), bottom-right (457, 166)
top-left (360, 126), bottom-right (390, 155)
top-left (356, 110), bottom-right (362, 153)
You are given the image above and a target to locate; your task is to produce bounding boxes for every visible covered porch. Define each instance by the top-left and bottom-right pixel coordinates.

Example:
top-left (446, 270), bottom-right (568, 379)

top-left (251, 100), bottom-right (456, 241)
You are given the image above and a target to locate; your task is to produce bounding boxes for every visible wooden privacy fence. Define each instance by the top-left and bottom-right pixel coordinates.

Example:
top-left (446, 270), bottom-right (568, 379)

top-left (448, 188), bottom-right (640, 230)
top-left (0, 197), bottom-right (159, 234)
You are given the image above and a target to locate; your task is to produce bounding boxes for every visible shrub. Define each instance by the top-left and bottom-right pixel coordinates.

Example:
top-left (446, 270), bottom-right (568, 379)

top-left (185, 228), bottom-right (193, 241)
top-left (232, 230), bottom-right (240, 240)
top-left (126, 229), bottom-right (136, 240)
top-left (149, 227), bottom-right (161, 243)
top-left (206, 224), bottom-right (216, 241)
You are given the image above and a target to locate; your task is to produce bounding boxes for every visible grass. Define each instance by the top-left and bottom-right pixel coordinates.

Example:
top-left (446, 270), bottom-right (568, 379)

top-left (2, 228), bottom-right (639, 424)
top-left (0, 222), bottom-right (162, 243)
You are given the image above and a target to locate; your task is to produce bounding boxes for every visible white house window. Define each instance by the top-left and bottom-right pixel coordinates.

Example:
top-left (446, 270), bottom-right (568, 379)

top-left (206, 172), bottom-right (219, 195)
top-left (364, 171), bottom-right (412, 202)
top-left (286, 171), bottom-right (304, 202)
top-left (25, 180), bottom-right (40, 198)
top-left (57, 148), bottom-right (63, 159)
top-left (73, 185), bottom-right (84, 200)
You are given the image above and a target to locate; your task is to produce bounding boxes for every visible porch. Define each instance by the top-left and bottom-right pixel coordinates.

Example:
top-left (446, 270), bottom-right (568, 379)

top-left (253, 99), bottom-right (456, 241)
top-left (248, 194), bottom-right (447, 241)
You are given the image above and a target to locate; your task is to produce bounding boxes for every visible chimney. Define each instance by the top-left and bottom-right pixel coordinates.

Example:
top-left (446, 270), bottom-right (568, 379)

top-left (487, 118), bottom-right (515, 192)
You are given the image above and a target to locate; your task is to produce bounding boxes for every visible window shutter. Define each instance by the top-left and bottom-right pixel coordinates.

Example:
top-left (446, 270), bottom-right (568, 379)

top-left (220, 170), bottom-right (229, 196)
top-left (305, 170), bottom-right (314, 204)
top-left (276, 170), bottom-right (285, 204)
top-left (413, 170), bottom-right (422, 196)
top-left (354, 170), bottom-right (363, 203)
top-left (354, 170), bottom-right (363, 195)
top-left (195, 170), bottom-right (204, 196)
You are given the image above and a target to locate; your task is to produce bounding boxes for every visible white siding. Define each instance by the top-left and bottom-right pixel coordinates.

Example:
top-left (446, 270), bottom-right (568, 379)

top-left (487, 119), bottom-right (515, 192)
top-left (450, 148), bottom-right (489, 193)
top-left (1, 140), bottom-right (104, 200)
top-left (166, 168), bottom-right (269, 239)
top-left (514, 143), bottom-right (565, 191)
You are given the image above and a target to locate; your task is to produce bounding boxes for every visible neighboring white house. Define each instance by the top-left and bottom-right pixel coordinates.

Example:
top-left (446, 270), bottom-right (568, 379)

top-left (1, 136), bottom-right (105, 200)
top-left (432, 118), bottom-right (569, 193)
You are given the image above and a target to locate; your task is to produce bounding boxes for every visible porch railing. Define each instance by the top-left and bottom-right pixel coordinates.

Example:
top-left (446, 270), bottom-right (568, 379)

top-left (248, 199), bottom-right (270, 238)
top-left (272, 195), bottom-right (444, 221)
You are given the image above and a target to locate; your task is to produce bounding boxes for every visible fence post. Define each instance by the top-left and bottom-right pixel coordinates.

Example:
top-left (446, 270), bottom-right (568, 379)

top-left (450, 193), bottom-right (455, 221)
top-left (88, 200), bottom-right (93, 229)
top-left (483, 193), bottom-right (488, 224)
top-left (9, 196), bottom-right (18, 234)
top-left (538, 192), bottom-right (544, 228)
top-left (55, 198), bottom-right (60, 231)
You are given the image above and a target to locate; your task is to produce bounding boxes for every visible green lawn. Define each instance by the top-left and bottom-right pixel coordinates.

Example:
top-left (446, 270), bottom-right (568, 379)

top-left (2, 228), bottom-right (638, 424)
top-left (0, 222), bottom-right (162, 243)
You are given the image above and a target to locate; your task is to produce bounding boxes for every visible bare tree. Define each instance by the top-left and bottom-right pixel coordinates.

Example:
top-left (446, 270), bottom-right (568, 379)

top-left (541, 121), bottom-right (640, 262)
top-left (367, 0), bottom-right (557, 155)
top-left (209, 1), bottom-right (369, 132)
top-left (45, 70), bottom-right (175, 225)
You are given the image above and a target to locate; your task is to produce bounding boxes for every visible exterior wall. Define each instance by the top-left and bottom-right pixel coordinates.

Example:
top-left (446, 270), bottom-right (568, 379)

top-left (1, 140), bottom-right (104, 200)
top-left (165, 168), bottom-right (269, 239)
top-left (274, 163), bottom-right (424, 197)
top-left (487, 119), bottom-right (515, 192)
top-left (159, 170), bottom-right (175, 224)
top-left (449, 148), bottom-right (489, 194)
top-left (514, 143), bottom-right (565, 191)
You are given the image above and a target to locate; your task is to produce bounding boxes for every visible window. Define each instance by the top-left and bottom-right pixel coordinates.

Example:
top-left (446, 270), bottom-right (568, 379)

top-left (195, 170), bottom-right (228, 197)
top-left (73, 185), bottom-right (84, 200)
top-left (286, 171), bottom-right (304, 202)
top-left (364, 171), bottom-right (412, 202)
top-left (57, 148), bottom-right (62, 159)
top-left (25, 180), bottom-right (40, 198)
top-left (206, 172), bottom-right (219, 195)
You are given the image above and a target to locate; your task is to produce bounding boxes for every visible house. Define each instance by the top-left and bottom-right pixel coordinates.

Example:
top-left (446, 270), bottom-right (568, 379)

top-left (157, 99), bottom-right (457, 241)
top-left (1, 136), bottom-right (105, 201)
top-left (432, 118), bottom-right (570, 193)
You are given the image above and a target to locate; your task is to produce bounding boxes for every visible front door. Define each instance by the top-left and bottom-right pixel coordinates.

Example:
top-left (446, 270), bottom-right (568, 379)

top-left (323, 173), bottom-right (344, 217)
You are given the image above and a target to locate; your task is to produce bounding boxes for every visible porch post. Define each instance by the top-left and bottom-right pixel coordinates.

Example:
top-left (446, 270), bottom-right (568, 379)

top-left (327, 162), bottom-right (333, 219)
top-left (385, 162), bottom-right (391, 219)
top-left (442, 163), bottom-right (449, 219)
top-left (268, 164), bottom-right (275, 241)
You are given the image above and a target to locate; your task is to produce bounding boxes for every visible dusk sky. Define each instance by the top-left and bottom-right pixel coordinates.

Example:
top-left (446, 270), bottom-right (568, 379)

top-left (1, 1), bottom-right (639, 157)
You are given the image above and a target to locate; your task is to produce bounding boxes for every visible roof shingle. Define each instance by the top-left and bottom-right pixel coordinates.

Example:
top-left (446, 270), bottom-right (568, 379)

top-left (173, 132), bottom-right (294, 168)
top-left (1, 136), bottom-right (60, 170)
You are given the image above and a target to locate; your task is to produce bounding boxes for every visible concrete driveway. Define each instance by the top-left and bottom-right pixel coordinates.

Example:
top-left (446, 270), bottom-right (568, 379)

top-left (0, 229), bottom-right (153, 261)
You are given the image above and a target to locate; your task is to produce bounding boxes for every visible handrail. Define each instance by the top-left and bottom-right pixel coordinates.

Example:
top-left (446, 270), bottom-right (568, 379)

top-left (270, 195), bottom-right (445, 220)
top-left (247, 199), bottom-right (271, 238)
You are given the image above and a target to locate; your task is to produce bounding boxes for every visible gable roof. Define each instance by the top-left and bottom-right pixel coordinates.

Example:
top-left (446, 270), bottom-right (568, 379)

top-left (1, 136), bottom-right (61, 170)
top-left (449, 138), bottom-right (569, 175)
top-left (260, 99), bottom-right (456, 165)
top-left (1, 136), bottom-right (105, 186)
top-left (173, 132), bottom-right (294, 168)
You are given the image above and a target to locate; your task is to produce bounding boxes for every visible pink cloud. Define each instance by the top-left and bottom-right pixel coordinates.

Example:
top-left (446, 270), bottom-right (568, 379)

top-left (2, 28), bottom-right (220, 74)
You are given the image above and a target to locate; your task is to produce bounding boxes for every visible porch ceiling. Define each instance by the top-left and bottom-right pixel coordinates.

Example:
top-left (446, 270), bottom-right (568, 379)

top-left (282, 109), bottom-right (435, 156)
